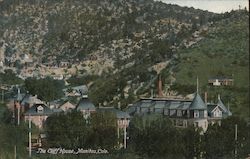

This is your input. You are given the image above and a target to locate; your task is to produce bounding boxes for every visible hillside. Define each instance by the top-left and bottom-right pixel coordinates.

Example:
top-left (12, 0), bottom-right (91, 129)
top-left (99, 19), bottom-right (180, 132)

top-left (0, 0), bottom-right (214, 77)
top-left (0, 0), bottom-right (249, 118)
top-left (167, 10), bottom-right (249, 118)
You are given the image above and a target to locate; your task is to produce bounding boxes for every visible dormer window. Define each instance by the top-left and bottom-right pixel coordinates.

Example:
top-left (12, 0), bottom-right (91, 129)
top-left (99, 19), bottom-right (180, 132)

top-left (37, 105), bottom-right (44, 113)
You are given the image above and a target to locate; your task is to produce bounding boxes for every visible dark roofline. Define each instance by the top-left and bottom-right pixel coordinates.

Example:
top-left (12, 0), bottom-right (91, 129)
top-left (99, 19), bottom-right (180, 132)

top-left (208, 77), bottom-right (233, 80)
top-left (139, 98), bottom-right (192, 102)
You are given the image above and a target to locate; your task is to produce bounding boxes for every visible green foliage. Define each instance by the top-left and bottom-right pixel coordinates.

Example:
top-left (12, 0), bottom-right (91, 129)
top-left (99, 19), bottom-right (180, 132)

top-left (181, 126), bottom-right (204, 159)
top-left (0, 123), bottom-right (29, 158)
top-left (129, 115), bottom-right (183, 158)
top-left (45, 111), bottom-right (118, 150)
top-left (24, 77), bottom-right (65, 102)
top-left (67, 75), bottom-right (99, 86)
top-left (171, 83), bottom-right (196, 95)
top-left (90, 111), bottom-right (118, 150)
top-left (0, 69), bottom-right (23, 85)
top-left (45, 111), bottom-right (88, 148)
top-left (129, 115), bottom-right (250, 158)
top-left (204, 116), bottom-right (250, 158)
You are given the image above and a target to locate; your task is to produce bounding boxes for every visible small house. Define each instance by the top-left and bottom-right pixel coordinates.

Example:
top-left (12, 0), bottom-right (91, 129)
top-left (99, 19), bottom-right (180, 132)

top-left (208, 77), bottom-right (234, 86)
top-left (24, 104), bottom-right (53, 128)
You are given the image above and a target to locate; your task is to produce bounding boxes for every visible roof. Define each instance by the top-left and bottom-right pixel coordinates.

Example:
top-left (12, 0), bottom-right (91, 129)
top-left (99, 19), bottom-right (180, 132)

top-left (21, 94), bottom-right (43, 105)
top-left (125, 105), bottom-right (137, 114)
top-left (169, 101), bottom-right (181, 109)
top-left (209, 77), bottom-right (233, 80)
top-left (189, 93), bottom-right (207, 110)
top-left (207, 104), bottom-right (223, 113)
top-left (16, 88), bottom-right (23, 101)
top-left (52, 108), bottom-right (63, 113)
top-left (217, 96), bottom-right (232, 116)
top-left (76, 97), bottom-right (96, 111)
top-left (24, 104), bottom-right (53, 116)
top-left (60, 101), bottom-right (75, 111)
top-left (217, 97), bottom-right (228, 112)
top-left (154, 101), bottom-right (166, 109)
top-left (139, 100), bottom-right (153, 108)
top-left (177, 102), bottom-right (192, 110)
top-left (98, 107), bottom-right (130, 119)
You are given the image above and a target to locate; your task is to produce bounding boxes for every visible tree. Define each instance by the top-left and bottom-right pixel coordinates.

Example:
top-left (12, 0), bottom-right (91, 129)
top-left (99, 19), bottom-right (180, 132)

top-left (45, 111), bottom-right (118, 150)
top-left (204, 116), bottom-right (250, 158)
top-left (181, 126), bottom-right (204, 159)
top-left (129, 115), bottom-right (183, 158)
top-left (90, 111), bottom-right (118, 150)
top-left (25, 77), bottom-right (64, 102)
top-left (45, 111), bottom-right (89, 148)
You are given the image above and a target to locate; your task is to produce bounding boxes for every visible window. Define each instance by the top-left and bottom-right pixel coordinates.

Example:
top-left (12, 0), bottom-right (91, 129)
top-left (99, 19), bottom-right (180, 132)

top-left (37, 106), bottom-right (44, 113)
top-left (177, 110), bottom-right (182, 117)
top-left (164, 109), bottom-right (169, 116)
top-left (204, 110), bottom-right (207, 118)
top-left (194, 110), bottom-right (199, 118)
top-left (170, 110), bottom-right (176, 116)
top-left (214, 108), bottom-right (222, 118)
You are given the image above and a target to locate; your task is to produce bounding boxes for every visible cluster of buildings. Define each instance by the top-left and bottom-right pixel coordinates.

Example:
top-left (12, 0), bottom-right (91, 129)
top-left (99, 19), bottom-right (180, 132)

top-left (13, 92), bottom-right (130, 129)
top-left (9, 75), bottom-right (232, 149)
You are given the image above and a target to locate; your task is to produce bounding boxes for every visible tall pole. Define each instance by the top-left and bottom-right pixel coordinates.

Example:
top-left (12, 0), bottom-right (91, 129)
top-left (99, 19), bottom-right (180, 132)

top-left (124, 126), bottom-right (127, 149)
top-left (17, 106), bottom-right (20, 126)
top-left (1, 89), bottom-right (4, 103)
top-left (196, 76), bottom-right (199, 93)
top-left (117, 126), bottom-right (120, 147)
top-left (14, 144), bottom-right (17, 159)
top-left (234, 124), bottom-right (238, 159)
top-left (29, 115), bottom-right (32, 158)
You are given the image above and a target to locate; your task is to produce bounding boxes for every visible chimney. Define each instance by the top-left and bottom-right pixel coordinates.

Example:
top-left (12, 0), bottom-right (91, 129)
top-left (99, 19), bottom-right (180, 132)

top-left (204, 92), bottom-right (208, 104)
top-left (157, 74), bottom-right (163, 97)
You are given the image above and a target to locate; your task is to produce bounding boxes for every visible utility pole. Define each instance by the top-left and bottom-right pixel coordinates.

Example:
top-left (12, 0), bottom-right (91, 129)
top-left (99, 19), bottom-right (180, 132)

top-left (14, 144), bottom-right (17, 159)
top-left (29, 115), bottom-right (32, 158)
top-left (235, 124), bottom-right (238, 159)
top-left (1, 89), bottom-right (4, 103)
top-left (17, 106), bottom-right (20, 126)
top-left (124, 126), bottom-right (127, 149)
top-left (117, 126), bottom-right (120, 147)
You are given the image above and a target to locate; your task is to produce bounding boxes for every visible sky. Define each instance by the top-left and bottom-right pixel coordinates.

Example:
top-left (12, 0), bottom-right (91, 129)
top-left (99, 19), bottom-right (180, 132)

top-left (155, 0), bottom-right (249, 13)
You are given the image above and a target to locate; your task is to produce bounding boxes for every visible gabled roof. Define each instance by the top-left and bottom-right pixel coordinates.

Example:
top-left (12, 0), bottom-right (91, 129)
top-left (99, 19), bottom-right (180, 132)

top-left (76, 97), bottom-right (96, 111)
top-left (21, 94), bottom-right (43, 105)
top-left (189, 93), bottom-right (207, 110)
top-left (217, 95), bottom-right (232, 117)
top-left (207, 104), bottom-right (223, 113)
top-left (217, 96), bottom-right (228, 112)
top-left (24, 104), bottom-right (52, 116)
top-left (60, 101), bottom-right (75, 111)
